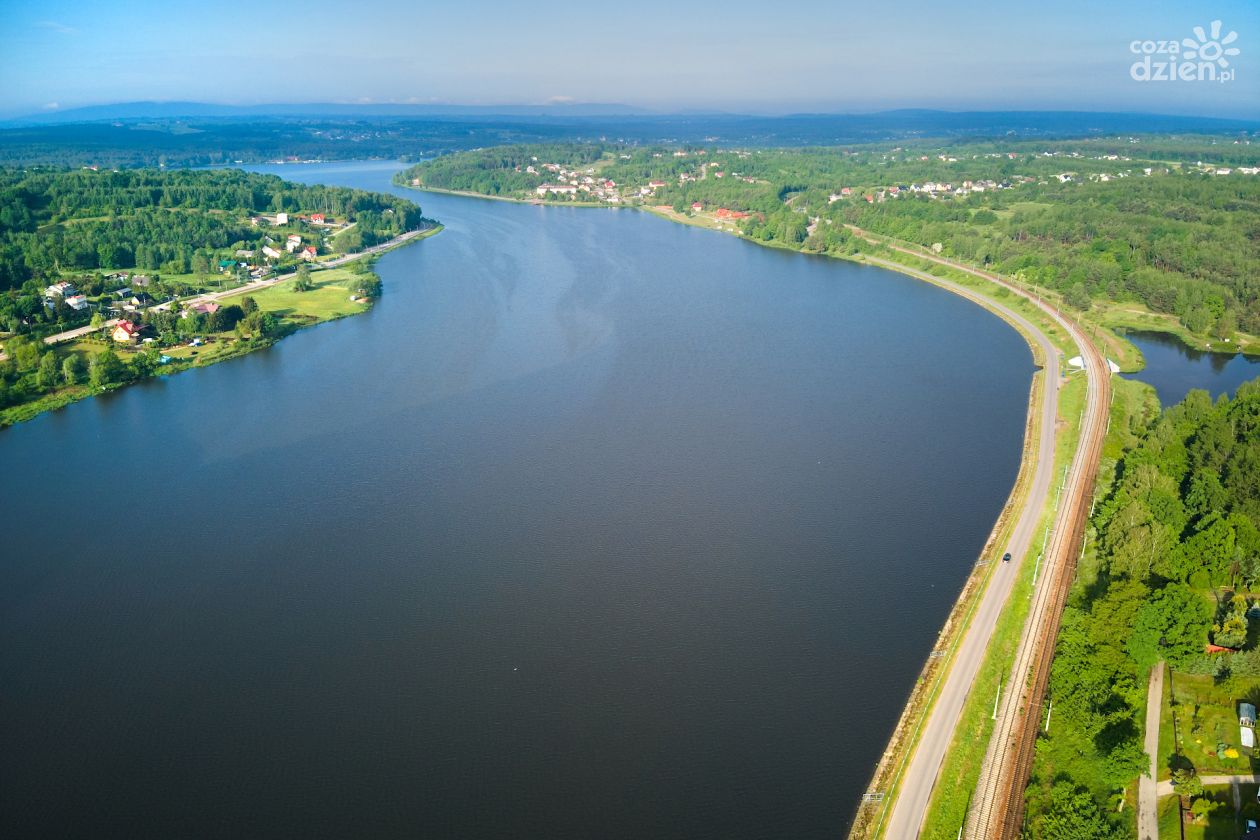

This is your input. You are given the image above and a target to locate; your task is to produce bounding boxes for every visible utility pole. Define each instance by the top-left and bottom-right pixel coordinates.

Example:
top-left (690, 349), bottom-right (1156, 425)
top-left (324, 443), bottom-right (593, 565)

top-left (992, 679), bottom-right (1002, 720)
top-left (1044, 699), bottom-right (1053, 733)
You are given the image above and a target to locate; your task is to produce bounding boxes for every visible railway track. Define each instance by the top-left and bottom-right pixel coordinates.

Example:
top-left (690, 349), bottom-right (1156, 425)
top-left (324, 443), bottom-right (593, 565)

top-left (842, 228), bottom-right (1112, 839)
top-left (965, 287), bottom-right (1110, 838)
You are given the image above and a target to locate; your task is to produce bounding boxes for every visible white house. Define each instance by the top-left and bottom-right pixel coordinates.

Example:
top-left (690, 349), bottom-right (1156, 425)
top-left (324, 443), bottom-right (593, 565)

top-left (64, 294), bottom-right (91, 311)
top-left (285, 234), bottom-right (302, 253)
top-left (45, 281), bottom-right (75, 298)
top-left (275, 212), bottom-right (289, 225)
top-left (262, 245), bottom-right (282, 260)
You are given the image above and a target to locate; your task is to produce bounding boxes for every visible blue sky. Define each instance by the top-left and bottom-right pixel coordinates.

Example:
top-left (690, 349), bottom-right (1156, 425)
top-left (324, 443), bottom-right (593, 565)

top-left (1, 0), bottom-right (1257, 118)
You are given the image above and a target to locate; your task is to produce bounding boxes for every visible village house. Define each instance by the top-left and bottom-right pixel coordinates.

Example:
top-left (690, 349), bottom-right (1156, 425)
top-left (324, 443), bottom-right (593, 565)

top-left (309, 213), bottom-right (325, 224)
top-left (112, 320), bottom-right (141, 343)
top-left (64, 294), bottom-right (91, 311)
top-left (535, 184), bottom-right (578, 196)
top-left (262, 245), bottom-right (282, 260)
top-left (45, 281), bottom-right (76, 298)
top-left (184, 302), bottom-right (220, 318)
top-left (285, 234), bottom-right (303, 253)
top-left (302, 246), bottom-right (318, 260)
top-left (275, 212), bottom-right (289, 225)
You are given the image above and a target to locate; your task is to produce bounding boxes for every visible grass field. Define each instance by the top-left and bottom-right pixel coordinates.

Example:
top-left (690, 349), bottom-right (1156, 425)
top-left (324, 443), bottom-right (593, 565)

top-left (1159, 784), bottom-right (1260, 840)
top-left (1164, 673), bottom-right (1260, 778)
top-left (223, 265), bottom-right (370, 324)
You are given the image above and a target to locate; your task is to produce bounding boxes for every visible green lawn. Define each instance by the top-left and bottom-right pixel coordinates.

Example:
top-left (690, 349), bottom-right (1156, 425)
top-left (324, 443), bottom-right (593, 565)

top-left (1165, 673), bottom-right (1260, 778)
top-left (1159, 785), bottom-right (1260, 840)
top-left (221, 266), bottom-right (369, 324)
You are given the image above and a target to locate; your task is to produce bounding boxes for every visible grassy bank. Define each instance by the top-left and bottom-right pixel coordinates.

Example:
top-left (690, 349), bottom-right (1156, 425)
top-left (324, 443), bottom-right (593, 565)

top-left (914, 371), bottom-right (1089, 838)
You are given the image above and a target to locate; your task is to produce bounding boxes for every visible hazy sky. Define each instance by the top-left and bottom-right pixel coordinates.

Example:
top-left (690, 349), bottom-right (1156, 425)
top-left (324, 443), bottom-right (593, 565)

top-left (1, 0), bottom-right (1257, 117)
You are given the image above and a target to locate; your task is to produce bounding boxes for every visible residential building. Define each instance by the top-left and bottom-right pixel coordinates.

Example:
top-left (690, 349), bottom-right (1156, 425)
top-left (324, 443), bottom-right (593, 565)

top-left (112, 321), bottom-right (141, 343)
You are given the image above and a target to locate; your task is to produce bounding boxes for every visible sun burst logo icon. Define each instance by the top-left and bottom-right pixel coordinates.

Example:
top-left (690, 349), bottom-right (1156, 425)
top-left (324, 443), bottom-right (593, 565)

top-left (1182, 20), bottom-right (1241, 68)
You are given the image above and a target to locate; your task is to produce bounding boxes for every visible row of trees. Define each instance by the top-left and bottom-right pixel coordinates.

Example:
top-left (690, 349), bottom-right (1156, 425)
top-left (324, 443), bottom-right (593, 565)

top-left (0, 168), bottom-right (426, 297)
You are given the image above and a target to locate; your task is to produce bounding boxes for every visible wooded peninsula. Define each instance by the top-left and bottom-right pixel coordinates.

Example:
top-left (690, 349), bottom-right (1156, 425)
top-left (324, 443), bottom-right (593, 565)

top-left (0, 168), bottom-right (434, 426)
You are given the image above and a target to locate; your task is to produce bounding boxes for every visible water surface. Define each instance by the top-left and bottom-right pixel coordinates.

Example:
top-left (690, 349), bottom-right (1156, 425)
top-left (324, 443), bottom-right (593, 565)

top-left (1122, 330), bottom-right (1260, 407)
top-left (1, 160), bottom-right (1034, 839)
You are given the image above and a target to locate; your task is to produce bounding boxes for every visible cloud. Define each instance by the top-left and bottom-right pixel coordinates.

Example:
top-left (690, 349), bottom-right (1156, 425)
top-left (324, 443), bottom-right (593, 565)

top-left (36, 20), bottom-right (78, 35)
top-left (42, 102), bottom-right (60, 110)
top-left (543, 95), bottom-right (576, 105)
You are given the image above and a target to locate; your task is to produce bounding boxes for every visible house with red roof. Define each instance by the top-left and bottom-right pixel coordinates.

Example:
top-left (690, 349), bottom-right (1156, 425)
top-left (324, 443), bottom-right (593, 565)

top-left (309, 213), bottom-right (325, 224)
top-left (111, 320), bottom-right (142, 343)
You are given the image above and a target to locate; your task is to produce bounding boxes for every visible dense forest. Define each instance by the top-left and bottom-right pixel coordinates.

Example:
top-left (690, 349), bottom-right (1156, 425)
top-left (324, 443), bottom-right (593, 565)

top-left (3, 112), bottom-right (1255, 169)
top-left (0, 167), bottom-right (425, 332)
top-left (1026, 383), bottom-right (1260, 836)
top-left (0, 120), bottom-right (577, 169)
top-left (402, 143), bottom-right (608, 195)
top-left (399, 138), bottom-right (1260, 338)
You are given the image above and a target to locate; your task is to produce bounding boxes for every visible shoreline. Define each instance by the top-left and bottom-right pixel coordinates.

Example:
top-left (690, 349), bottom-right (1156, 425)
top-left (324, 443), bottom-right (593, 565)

top-left (0, 225), bottom-right (441, 430)
top-left (397, 180), bottom-right (1104, 836)
top-left (400, 183), bottom-right (1259, 365)
top-left (403, 183), bottom-right (616, 209)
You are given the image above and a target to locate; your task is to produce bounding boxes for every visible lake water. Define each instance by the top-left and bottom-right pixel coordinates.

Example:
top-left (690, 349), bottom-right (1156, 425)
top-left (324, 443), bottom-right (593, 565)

top-left (1123, 331), bottom-right (1260, 407)
top-left (0, 160), bottom-right (1034, 839)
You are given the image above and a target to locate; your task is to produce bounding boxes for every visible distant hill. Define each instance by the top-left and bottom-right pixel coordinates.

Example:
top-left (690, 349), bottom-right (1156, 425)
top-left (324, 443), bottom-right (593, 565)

top-left (0, 107), bottom-right (1255, 169)
top-left (5, 103), bottom-right (1258, 136)
top-left (5, 101), bottom-right (656, 126)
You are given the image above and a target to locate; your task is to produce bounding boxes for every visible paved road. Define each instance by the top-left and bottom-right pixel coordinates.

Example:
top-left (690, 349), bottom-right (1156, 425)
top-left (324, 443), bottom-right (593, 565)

top-left (964, 256), bottom-right (1110, 837)
top-left (43, 319), bottom-right (119, 346)
top-left (864, 249), bottom-right (1063, 840)
top-left (1139, 663), bottom-right (1165, 840)
top-left (850, 228), bottom-right (1111, 839)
